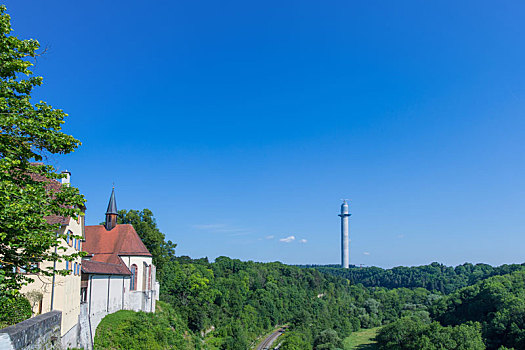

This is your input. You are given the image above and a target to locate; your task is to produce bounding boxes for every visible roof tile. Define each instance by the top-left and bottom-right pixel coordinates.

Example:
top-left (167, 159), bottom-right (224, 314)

top-left (82, 224), bottom-right (151, 276)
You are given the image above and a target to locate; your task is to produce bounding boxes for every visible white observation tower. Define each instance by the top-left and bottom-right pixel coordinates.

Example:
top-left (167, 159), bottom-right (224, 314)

top-left (339, 200), bottom-right (351, 268)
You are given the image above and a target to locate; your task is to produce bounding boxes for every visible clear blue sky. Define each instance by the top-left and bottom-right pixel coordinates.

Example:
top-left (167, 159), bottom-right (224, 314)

top-left (6, 1), bottom-right (525, 268)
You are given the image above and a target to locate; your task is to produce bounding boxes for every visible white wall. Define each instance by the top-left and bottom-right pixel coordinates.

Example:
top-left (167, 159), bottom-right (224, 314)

top-left (84, 274), bottom-right (127, 344)
top-left (122, 255), bottom-right (153, 292)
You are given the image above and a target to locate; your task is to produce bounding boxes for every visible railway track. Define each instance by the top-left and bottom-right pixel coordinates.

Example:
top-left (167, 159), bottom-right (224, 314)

top-left (256, 326), bottom-right (287, 350)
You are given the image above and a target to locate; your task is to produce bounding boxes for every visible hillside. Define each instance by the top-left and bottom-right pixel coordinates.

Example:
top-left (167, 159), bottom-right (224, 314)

top-left (309, 262), bottom-right (525, 294)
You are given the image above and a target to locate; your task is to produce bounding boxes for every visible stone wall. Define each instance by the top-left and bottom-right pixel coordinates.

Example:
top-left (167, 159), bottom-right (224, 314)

top-left (0, 311), bottom-right (62, 350)
top-left (78, 303), bottom-right (93, 350)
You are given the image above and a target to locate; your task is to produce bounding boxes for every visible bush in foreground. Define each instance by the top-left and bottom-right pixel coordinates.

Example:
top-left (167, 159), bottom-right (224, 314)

top-left (0, 295), bottom-right (32, 329)
top-left (94, 301), bottom-right (194, 350)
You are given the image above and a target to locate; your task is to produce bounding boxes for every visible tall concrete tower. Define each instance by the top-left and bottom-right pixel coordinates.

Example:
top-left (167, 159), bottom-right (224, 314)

top-left (339, 200), bottom-right (351, 268)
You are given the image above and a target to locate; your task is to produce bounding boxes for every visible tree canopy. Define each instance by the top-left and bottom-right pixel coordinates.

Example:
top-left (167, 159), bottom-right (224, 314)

top-left (116, 208), bottom-right (176, 278)
top-left (0, 5), bottom-right (85, 298)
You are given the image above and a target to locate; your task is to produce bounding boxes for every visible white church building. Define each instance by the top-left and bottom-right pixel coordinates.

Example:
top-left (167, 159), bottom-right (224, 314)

top-left (79, 188), bottom-right (159, 348)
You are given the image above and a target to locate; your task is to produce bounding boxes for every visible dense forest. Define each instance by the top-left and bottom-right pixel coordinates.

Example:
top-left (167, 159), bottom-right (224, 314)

top-left (307, 263), bottom-right (525, 294)
top-left (94, 209), bottom-right (525, 349)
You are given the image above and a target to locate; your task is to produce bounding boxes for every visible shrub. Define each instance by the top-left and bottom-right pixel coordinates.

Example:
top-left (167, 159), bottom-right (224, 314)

top-left (94, 301), bottom-right (193, 350)
top-left (0, 295), bottom-right (32, 328)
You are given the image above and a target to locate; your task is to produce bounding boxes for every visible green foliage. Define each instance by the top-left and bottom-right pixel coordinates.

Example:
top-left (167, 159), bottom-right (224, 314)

top-left (0, 5), bottom-right (85, 299)
top-left (116, 209), bottom-right (176, 278)
top-left (432, 271), bottom-right (525, 349)
top-left (314, 329), bottom-right (343, 350)
top-left (94, 301), bottom-right (194, 350)
top-left (281, 332), bottom-right (311, 350)
top-left (376, 316), bottom-right (485, 350)
top-left (0, 295), bottom-right (31, 328)
top-left (311, 262), bottom-right (525, 294)
top-left (159, 255), bottom-right (436, 349)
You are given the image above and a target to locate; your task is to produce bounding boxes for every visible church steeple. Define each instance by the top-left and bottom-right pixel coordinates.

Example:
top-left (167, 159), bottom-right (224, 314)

top-left (105, 187), bottom-right (118, 231)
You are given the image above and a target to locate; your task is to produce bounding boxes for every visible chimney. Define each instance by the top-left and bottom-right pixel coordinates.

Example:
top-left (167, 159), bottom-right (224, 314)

top-left (61, 170), bottom-right (71, 186)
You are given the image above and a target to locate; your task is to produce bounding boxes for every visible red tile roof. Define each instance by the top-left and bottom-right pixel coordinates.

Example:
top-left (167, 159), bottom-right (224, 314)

top-left (81, 259), bottom-right (131, 275)
top-left (82, 224), bottom-right (151, 276)
top-left (84, 224), bottom-right (151, 256)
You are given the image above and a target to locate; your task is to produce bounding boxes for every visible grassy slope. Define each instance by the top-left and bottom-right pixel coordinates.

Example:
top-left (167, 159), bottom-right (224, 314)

top-left (343, 327), bottom-right (381, 350)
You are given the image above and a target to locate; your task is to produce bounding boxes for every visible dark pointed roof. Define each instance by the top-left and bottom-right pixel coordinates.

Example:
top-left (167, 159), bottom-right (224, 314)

top-left (106, 188), bottom-right (117, 215)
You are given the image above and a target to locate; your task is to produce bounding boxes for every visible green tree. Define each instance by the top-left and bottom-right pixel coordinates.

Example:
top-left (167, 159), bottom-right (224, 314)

top-left (314, 329), bottom-right (343, 350)
top-left (116, 209), bottom-right (176, 277)
top-left (0, 5), bottom-right (85, 299)
top-left (281, 332), bottom-right (311, 350)
top-left (376, 316), bottom-right (485, 350)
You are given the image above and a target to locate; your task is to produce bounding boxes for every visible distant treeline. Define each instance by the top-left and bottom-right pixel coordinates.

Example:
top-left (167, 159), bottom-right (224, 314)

top-left (303, 262), bottom-right (525, 294)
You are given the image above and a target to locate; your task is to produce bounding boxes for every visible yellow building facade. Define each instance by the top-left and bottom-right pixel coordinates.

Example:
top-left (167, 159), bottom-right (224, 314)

top-left (19, 173), bottom-right (84, 348)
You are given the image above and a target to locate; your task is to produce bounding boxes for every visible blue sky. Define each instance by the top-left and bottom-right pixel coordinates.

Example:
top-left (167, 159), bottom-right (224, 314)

top-left (6, 1), bottom-right (525, 267)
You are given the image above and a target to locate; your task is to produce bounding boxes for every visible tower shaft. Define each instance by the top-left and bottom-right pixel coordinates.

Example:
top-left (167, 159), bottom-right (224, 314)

top-left (341, 214), bottom-right (349, 268)
top-left (339, 200), bottom-right (351, 269)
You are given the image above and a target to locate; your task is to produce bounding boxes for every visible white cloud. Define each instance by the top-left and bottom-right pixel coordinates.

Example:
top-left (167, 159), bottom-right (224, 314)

top-left (279, 235), bottom-right (295, 243)
top-left (300, 239), bottom-right (307, 243)
top-left (363, 251), bottom-right (371, 255)
top-left (397, 234), bottom-right (405, 239)
top-left (265, 235), bottom-right (274, 240)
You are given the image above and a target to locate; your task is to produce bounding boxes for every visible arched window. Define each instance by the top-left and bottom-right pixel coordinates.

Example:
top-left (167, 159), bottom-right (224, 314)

top-left (142, 262), bottom-right (148, 291)
top-left (130, 264), bottom-right (138, 290)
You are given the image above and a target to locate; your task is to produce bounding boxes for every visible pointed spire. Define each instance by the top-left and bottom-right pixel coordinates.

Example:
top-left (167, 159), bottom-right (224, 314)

top-left (106, 187), bottom-right (117, 215)
top-left (105, 187), bottom-right (118, 230)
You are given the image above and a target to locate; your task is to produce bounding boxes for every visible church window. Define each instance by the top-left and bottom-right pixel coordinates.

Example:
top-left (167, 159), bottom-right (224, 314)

top-left (130, 264), bottom-right (137, 290)
top-left (66, 261), bottom-right (69, 270)
top-left (143, 262), bottom-right (148, 290)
